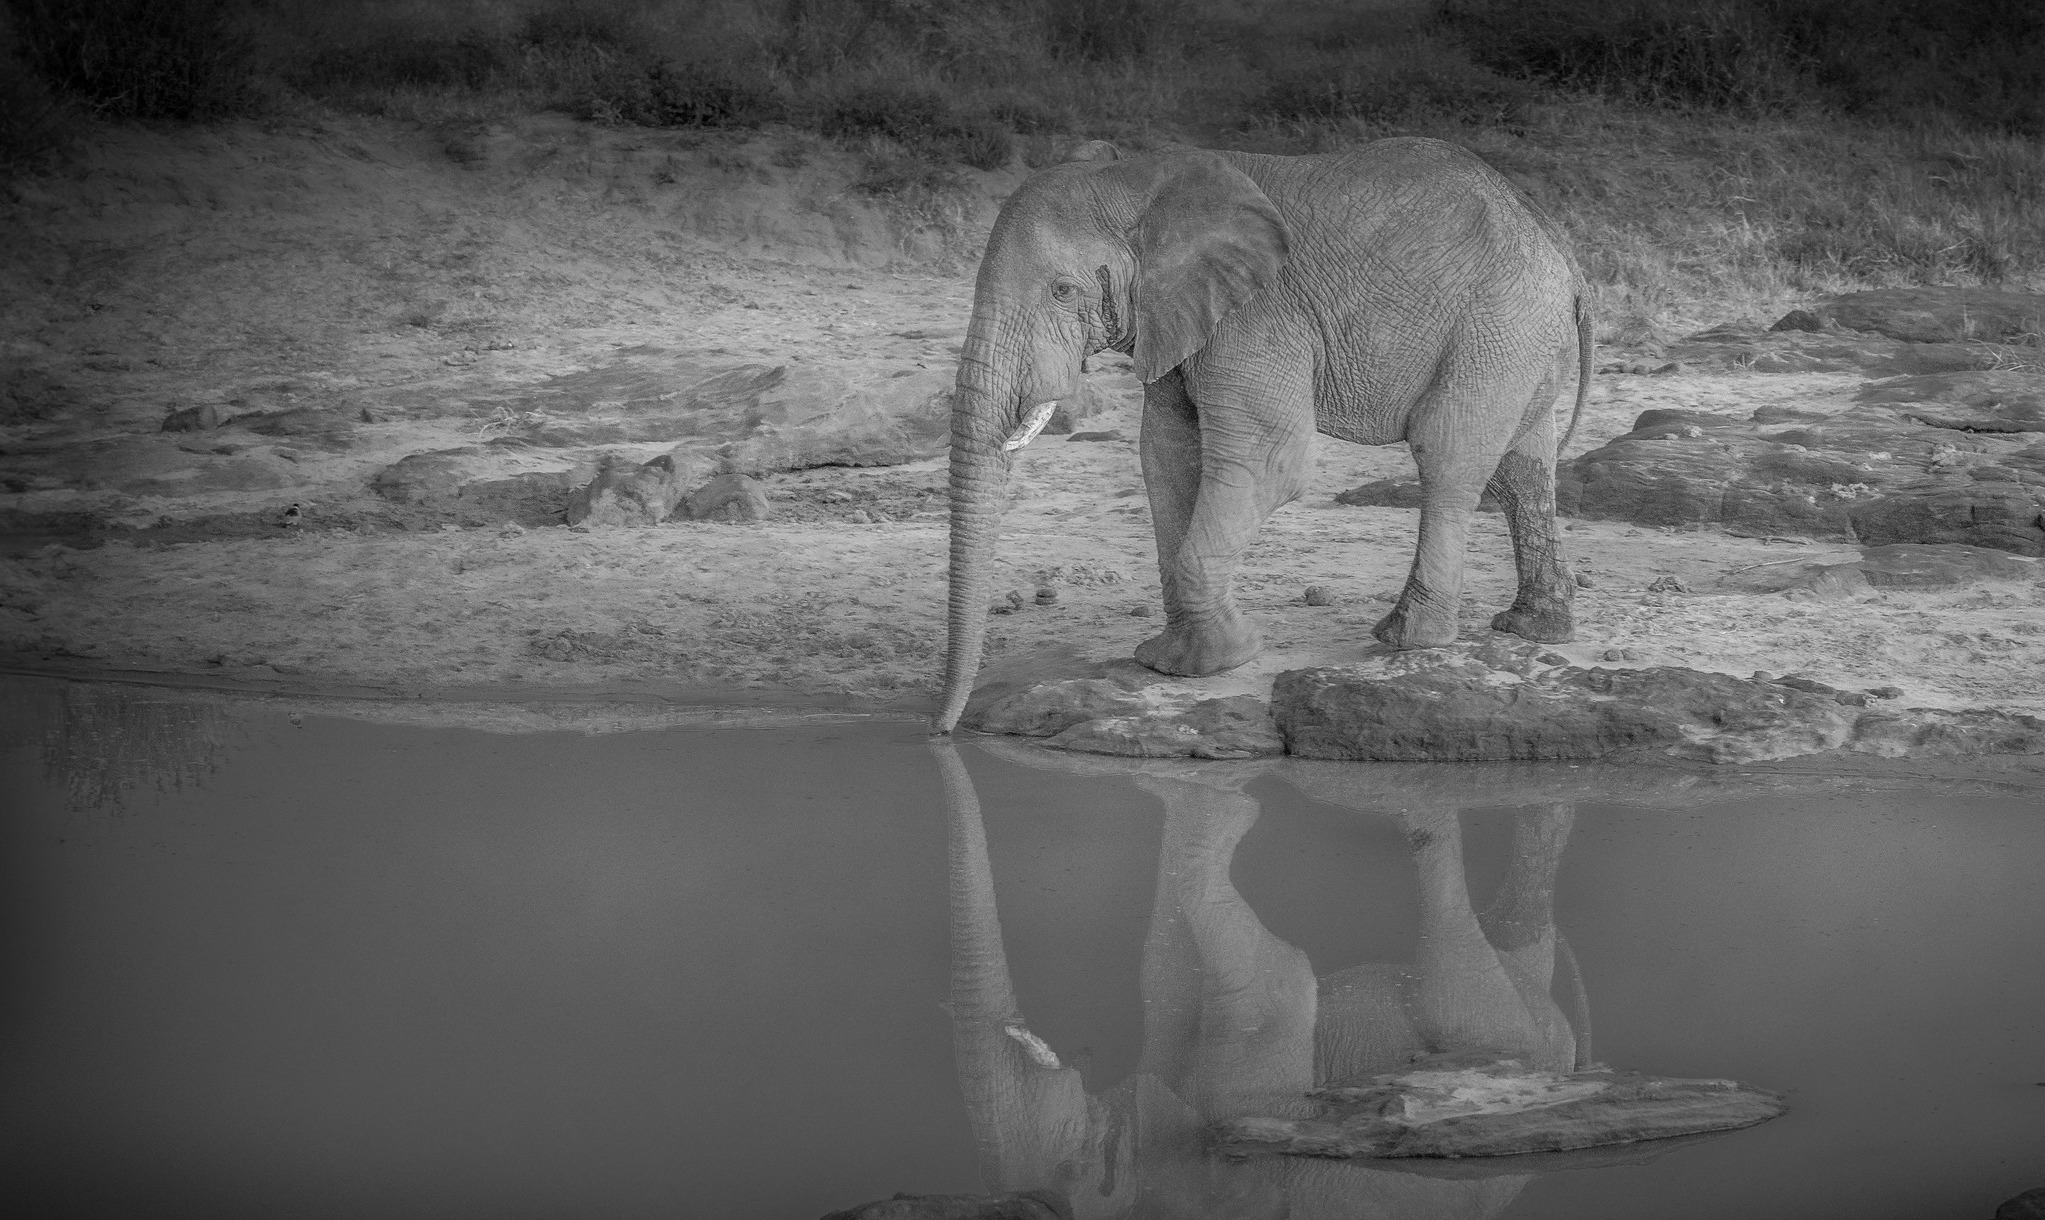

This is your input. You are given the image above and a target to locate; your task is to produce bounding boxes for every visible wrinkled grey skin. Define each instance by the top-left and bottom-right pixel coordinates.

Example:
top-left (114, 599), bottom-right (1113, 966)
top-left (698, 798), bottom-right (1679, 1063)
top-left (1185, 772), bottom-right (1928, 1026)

top-left (935, 743), bottom-right (1584, 1219)
top-left (935, 138), bottom-right (1590, 732)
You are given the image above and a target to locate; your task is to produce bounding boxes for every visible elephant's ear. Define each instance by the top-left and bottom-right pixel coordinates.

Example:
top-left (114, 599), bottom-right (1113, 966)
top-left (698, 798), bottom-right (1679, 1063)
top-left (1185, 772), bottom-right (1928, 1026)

top-left (1128, 154), bottom-right (1290, 384)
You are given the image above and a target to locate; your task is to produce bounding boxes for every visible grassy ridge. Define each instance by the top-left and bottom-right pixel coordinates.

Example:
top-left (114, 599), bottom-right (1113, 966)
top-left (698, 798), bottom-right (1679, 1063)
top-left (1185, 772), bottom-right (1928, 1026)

top-left (4, 0), bottom-right (2041, 332)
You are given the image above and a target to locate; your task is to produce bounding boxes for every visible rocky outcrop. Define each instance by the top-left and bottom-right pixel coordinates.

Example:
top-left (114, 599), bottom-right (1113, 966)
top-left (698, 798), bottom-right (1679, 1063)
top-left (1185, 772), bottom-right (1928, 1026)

top-left (1809, 287), bottom-right (2045, 345)
top-left (1557, 394), bottom-right (2045, 554)
top-left (819, 1190), bottom-right (1071, 1220)
top-left (1214, 1054), bottom-right (1785, 1160)
top-left (1771, 543), bottom-right (2038, 599)
top-left (160, 404), bottom-right (223, 432)
top-left (958, 655), bottom-right (1283, 760)
top-left (683, 472), bottom-right (772, 522)
top-left (1336, 478), bottom-right (1498, 511)
top-left (1997, 1188), bottom-right (2045, 1220)
top-left (1668, 288), bottom-right (2044, 376)
top-left (469, 346), bottom-right (1121, 471)
top-left (1271, 658), bottom-right (2045, 764)
top-left (565, 452), bottom-right (691, 526)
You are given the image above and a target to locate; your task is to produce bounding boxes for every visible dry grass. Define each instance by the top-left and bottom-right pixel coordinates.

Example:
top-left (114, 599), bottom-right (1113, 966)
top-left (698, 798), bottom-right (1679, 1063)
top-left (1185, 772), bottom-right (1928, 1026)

top-left (6, 0), bottom-right (2042, 336)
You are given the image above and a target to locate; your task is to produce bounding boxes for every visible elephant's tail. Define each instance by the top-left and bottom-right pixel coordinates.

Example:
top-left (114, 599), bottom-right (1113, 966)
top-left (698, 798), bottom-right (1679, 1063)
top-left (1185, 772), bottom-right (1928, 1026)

top-left (1559, 292), bottom-right (1592, 460)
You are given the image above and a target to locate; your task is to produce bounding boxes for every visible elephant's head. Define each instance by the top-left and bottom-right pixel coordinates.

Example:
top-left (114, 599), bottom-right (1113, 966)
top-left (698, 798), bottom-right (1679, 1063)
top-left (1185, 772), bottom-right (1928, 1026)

top-left (931, 145), bottom-right (1292, 732)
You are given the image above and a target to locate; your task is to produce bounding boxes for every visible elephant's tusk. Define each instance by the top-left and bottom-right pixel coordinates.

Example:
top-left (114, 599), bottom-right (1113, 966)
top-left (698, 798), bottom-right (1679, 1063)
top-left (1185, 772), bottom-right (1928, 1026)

top-left (1002, 1020), bottom-right (1062, 1068)
top-left (1001, 401), bottom-right (1059, 451)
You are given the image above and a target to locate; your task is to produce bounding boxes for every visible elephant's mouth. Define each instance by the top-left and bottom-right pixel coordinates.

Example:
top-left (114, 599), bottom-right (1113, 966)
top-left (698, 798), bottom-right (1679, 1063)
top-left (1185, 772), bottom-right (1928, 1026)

top-left (1002, 401), bottom-right (1059, 451)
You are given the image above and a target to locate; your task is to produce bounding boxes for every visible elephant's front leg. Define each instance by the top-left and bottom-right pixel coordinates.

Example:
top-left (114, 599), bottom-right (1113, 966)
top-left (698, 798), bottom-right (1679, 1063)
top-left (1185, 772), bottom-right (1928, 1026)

top-left (1136, 363), bottom-right (1313, 677)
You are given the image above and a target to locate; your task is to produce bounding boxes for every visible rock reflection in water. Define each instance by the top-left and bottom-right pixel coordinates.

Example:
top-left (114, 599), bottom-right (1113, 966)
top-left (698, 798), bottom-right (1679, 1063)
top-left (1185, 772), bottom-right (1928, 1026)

top-left (936, 744), bottom-right (1605, 1220)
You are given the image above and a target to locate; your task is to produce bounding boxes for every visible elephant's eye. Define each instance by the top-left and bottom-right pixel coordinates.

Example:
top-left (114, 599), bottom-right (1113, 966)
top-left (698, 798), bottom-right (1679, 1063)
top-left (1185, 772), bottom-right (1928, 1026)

top-left (1051, 281), bottom-right (1079, 305)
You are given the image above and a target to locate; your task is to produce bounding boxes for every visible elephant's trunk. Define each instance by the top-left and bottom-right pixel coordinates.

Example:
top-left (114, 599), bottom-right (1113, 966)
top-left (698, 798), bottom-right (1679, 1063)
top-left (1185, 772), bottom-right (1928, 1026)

top-left (933, 301), bottom-right (1017, 733)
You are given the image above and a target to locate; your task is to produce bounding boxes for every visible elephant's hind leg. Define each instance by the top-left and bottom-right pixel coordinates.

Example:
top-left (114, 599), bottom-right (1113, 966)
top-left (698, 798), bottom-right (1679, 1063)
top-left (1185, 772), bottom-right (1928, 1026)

top-left (1486, 411), bottom-right (1576, 644)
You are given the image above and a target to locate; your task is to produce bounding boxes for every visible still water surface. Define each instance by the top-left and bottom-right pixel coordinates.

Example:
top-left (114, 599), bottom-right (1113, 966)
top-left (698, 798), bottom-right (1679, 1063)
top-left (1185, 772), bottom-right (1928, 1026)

top-left (2, 678), bottom-right (2041, 1219)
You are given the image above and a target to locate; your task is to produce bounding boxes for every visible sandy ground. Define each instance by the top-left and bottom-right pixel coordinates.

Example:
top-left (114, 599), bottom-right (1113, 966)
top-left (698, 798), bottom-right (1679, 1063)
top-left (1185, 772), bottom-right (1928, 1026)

top-left (3, 113), bottom-right (2042, 721)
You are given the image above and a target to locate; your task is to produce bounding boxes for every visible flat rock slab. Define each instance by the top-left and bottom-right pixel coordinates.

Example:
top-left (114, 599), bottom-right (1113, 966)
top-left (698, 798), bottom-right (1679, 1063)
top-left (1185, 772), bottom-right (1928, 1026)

top-left (1273, 656), bottom-right (2045, 764)
top-left (1814, 287), bottom-right (2045, 345)
top-left (1557, 398), bottom-right (2045, 554)
top-left (964, 641), bottom-right (2045, 765)
top-left (1214, 1055), bottom-right (1785, 1160)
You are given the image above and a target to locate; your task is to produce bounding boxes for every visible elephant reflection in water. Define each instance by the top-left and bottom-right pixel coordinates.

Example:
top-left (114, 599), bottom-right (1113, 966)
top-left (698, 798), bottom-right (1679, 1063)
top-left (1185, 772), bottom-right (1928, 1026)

top-left (934, 745), bottom-right (1585, 1220)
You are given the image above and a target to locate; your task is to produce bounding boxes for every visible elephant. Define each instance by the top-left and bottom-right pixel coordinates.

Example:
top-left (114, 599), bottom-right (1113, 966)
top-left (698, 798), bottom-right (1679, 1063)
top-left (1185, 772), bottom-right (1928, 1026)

top-left (933, 138), bottom-right (1591, 733)
top-left (932, 742), bottom-right (1587, 1219)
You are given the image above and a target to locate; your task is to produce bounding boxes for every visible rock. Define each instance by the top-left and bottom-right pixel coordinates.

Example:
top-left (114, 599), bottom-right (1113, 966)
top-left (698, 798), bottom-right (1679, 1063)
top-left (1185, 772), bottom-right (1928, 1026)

top-left (481, 350), bottom-right (971, 471)
top-left (685, 472), bottom-right (771, 522)
top-left (1214, 1054), bottom-right (1785, 1160)
top-left (1129, 604), bottom-right (1153, 616)
top-left (1856, 369), bottom-right (2045, 433)
top-left (959, 678), bottom-right (1145, 737)
top-left (1556, 403), bottom-right (2045, 555)
top-left (1778, 543), bottom-right (2038, 600)
top-left (1995, 1187), bottom-right (2045, 1220)
top-left (235, 407), bottom-right (357, 449)
top-left (1044, 694), bottom-right (1284, 760)
top-left (1848, 708), bottom-right (2045, 757)
top-left (1033, 586), bottom-right (1057, 606)
top-left (1304, 585), bottom-right (1336, 606)
top-left (1645, 575), bottom-right (1689, 593)
top-left (1812, 287), bottom-right (2045, 344)
top-left (1574, 571), bottom-right (1594, 588)
top-left (819, 1189), bottom-right (1071, 1220)
top-left (456, 469), bottom-right (585, 527)
top-left (371, 449), bottom-right (497, 504)
top-left (1272, 664), bottom-right (1861, 764)
top-left (161, 404), bottom-right (222, 431)
top-left (1336, 478), bottom-right (1501, 512)
top-left (565, 453), bottom-right (688, 527)
top-left (1668, 321), bottom-right (1993, 376)
top-left (1275, 657), bottom-right (2045, 764)
top-left (1769, 309), bottom-right (1823, 333)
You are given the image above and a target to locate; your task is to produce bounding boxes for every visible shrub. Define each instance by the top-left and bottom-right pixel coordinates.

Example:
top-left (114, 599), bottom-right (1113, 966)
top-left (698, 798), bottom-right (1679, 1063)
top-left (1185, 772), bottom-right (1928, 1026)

top-left (591, 59), bottom-right (781, 127)
top-left (0, 9), bottom-right (71, 171)
top-left (291, 31), bottom-right (510, 94)
top-left (8, 0), bottom-right (259, 120)
top-left (821, 82), bottom-right (1012, 168)
top-left (1255, 38), bottom-right (1536, 128)
top-left (1441, 0), bottom-right (2045, 133)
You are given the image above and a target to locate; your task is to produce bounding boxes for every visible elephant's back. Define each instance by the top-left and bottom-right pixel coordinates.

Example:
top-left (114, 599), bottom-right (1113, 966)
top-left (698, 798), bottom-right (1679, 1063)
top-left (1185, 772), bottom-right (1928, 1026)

top-left (1229, 140), bottom-right (1574, 289)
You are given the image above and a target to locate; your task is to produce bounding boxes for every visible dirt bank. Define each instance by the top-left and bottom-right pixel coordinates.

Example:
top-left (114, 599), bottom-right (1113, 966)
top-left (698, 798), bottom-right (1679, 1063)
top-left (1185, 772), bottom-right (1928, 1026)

top-left (3, 114), bottom-right (2042, 723)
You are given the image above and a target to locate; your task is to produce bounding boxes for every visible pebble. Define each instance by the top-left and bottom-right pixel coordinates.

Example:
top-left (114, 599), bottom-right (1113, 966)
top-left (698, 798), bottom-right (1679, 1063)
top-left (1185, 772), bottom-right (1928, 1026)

top-left (1575, 572), bottom-right (1595, 588)
top-left (1646, 575), bottom-right (1691, 594)
top-left (1602, 648), bottom-right (1643, 662)
top-left (1129, 604), bottom-right (1153, 617)
top-left (1034, 587), bottom-right (1058, 606)
top-left (1303, 585), bottom-right (1336, 607)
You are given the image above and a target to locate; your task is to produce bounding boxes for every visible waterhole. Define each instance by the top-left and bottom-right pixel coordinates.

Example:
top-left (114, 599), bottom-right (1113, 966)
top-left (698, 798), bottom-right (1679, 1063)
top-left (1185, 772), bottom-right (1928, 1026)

top-left (2, 677), bottom-right (2040, 1218)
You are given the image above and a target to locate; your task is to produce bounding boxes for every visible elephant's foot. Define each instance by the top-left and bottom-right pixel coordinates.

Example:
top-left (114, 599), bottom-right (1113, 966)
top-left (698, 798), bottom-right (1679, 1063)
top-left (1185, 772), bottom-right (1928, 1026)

top-left (1135, 610), bottom-right (1261, 676)
top-left (1490, 598), bottom-right (1574, 644)
top-left (1371, 599), bottom-right (1458, 649)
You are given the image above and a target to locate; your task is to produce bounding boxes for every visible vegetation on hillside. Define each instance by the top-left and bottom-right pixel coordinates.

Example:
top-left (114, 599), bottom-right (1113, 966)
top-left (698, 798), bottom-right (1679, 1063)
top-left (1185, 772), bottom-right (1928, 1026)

top-left (4, 0), bottom-right (2041, 336)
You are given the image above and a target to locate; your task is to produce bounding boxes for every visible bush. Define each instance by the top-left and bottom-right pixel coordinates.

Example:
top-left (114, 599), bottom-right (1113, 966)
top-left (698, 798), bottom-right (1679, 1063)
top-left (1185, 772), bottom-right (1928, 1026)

top-left (1255, 38), bottom-right (1536, 128)
top-left (0, 8), bottom-right (71, 171)
top-left (8, 0), bottom-right (259, 120)
top-left (821, 83), bottom-right (1012, 169)
top-left (1441, 0), bottom-right (2045, 132)
top-left (590, 59), bottom-right (781, 128)
top-left (291, 31), bottom-right (510, 94)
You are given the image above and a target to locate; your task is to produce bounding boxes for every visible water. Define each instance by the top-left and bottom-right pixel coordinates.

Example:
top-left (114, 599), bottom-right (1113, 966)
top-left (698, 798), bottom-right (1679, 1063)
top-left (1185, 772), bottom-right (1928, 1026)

top-left (2, 677), bottom-right (2041, 1219)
